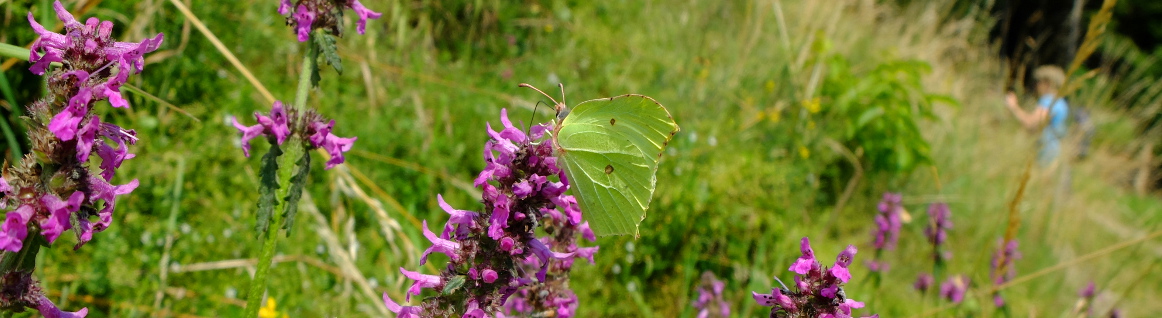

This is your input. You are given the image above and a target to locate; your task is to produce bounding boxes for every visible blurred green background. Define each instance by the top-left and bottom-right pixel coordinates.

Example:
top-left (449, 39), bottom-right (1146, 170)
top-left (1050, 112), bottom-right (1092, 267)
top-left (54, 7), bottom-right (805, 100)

top-left (0, 0), bottom-right (1160, 317)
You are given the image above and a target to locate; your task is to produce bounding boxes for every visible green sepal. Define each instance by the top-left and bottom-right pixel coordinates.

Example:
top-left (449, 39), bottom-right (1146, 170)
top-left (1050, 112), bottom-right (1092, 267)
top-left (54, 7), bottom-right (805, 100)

top-left (255, 142), bottom-right (283, 236)
top-left (442, 275), bottom-right (466, 295)
top-left (281, 150), bottom-right (311, 236)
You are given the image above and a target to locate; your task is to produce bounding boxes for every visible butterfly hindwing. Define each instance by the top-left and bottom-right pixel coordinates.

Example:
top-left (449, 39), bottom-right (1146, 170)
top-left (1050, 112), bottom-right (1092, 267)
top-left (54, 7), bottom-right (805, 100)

top-left (556, 94), bottom-right (678, 237)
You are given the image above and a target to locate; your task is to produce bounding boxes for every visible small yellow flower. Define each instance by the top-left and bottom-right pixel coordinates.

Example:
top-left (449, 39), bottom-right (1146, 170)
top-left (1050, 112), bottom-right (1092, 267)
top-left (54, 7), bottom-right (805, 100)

top-left (802, 97), bottom-right (822, 114)
top-left (767, 109), bottom-right (781, 123)
top-left (765, 80), bottom-right (776, 93)
top-left (259, 298), bottom-right (288, 318)
top-left (798, 146), bottom-right (810, 159)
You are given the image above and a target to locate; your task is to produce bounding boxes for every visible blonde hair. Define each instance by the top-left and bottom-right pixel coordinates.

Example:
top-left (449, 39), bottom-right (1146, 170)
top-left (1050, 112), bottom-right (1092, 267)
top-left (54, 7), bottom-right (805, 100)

top-left (1033, 65), bottom-right (1065, 90)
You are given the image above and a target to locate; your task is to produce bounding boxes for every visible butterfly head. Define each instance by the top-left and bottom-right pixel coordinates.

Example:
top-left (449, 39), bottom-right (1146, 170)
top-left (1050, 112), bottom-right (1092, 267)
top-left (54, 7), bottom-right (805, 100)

top-left (518, 83), bottom-right (569, 123)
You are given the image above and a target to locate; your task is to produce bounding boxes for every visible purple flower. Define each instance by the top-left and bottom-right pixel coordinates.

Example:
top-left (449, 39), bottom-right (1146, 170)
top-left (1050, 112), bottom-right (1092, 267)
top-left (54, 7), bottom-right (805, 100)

top-left (400, 268), bottom-right (443, 301)
top-left (39, 192), bottom-right (84, 244)
top-left (0, 206), bottom-right (34, 252)
top-left (36, 295), bottom-right (88, 318)
top-left (789, 237), bottom-right (818, 275)
top-left (232, 101), bottom-right (355, 169)
top-left (292, 5), bottom-right (315, 42)
top-left (989, 239), bottom-right (1020, 307)
top-left (940, 275), bottom-right (969, 304)
top-left (752, 288), bottom-right (795, 310)
top-left (924, 203), bottom-right (952, 245)
top-left (350, 0), bottom-right (382, 34)
top-left (829, 245), bottom-right (856, 283)
top-left (1079, 281), bottom-right (1095, 298)
top-left (419, 221), bottom-right (460, 265)
top-left (278, 0), bottom-right (293, 15)
top-left (383, 293), bottom-right (422, 318)
top-left (914, 273), bottom-right (934, 292)
top-left (693, 272), bottom-right (730, 318)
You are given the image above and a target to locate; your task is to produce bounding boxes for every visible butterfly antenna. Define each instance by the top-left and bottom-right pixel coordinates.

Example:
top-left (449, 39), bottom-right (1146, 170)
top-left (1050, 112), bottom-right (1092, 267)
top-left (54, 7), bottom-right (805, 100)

top-left (527, 100), bottom-right (547, 136)
top-left (518, 83), bottom-right (559, 106)
top-left (558, 83), bottom-right (566, 107)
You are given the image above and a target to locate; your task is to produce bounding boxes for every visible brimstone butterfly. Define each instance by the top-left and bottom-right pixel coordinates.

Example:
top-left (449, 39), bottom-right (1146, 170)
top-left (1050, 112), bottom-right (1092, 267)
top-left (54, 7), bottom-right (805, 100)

top-left (520, 83), bottom-right (679, 237)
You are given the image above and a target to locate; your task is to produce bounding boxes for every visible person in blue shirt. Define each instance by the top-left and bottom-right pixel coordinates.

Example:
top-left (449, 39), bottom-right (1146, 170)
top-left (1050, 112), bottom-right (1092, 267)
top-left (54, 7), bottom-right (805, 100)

top-left (1005, 65), bottom-right (1069, 166)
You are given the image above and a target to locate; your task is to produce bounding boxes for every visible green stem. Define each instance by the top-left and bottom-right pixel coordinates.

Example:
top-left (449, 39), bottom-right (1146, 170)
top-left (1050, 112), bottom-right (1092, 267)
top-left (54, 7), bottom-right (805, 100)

top-left (293, 38), bottom-right (317, 111)
top-left (0, 43), bottom-right (29, 61)
top-left (244, 34), bottom-right (318, 318)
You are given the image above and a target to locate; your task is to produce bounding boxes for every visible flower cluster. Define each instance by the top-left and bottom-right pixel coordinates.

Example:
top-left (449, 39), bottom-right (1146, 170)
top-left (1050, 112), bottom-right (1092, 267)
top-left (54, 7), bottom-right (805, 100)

top-left (989, 239), bottom-right (1020, 307)
top-left (752, 237), bottom-right (875, 318)
top-left (866, 192), bottom-right (903, 272)
top-left (231, 101), bottom-right (356, 169)
top-left (939, 275), bottom-right (969, 304)
top-left (503, 174), bottom-right (599, 318)
top-left (278, 0), bottom-right (381, 41)
top-left (0, 2), bottom-right (162, 316)
top-left (385, 109), bottom-right (597, 317)
top-left (923, 203), bottom-right (951, 257)
top-left (691, 272), bottom-right (730, 318)
top-left (5, 0), bottom-right (154, 252)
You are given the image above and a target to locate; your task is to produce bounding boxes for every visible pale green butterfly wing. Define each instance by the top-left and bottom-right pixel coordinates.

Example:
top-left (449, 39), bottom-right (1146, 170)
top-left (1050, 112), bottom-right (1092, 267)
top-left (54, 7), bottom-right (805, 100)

top-left (555, 94), bottom-right (678, 237)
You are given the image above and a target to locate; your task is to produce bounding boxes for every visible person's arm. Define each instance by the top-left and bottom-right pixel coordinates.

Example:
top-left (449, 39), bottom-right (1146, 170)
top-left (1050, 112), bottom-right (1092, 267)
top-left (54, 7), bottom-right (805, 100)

top-left (1005, 92), bottom-right (1049, 132)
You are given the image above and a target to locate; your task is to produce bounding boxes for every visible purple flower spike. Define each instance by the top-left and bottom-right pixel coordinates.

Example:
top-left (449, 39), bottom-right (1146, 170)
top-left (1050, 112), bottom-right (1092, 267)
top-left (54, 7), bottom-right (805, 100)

top-left (789, 237), bottom-right (817, 275)
top-left (396, 110), bottom-right (596, 317)
top-left (383, 293), bottom-right (422, 318)
top-left (755, 236), bottom-right (874, 317)
top-left (419, 221), bottom-right (460, 265)
top-left (350, 0), bottom-right (382, 35)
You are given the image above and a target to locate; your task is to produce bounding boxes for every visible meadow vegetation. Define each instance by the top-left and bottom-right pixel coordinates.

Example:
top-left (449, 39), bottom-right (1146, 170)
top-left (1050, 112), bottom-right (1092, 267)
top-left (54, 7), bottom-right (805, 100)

top-left (0, 0), bottom-right (1159, 317)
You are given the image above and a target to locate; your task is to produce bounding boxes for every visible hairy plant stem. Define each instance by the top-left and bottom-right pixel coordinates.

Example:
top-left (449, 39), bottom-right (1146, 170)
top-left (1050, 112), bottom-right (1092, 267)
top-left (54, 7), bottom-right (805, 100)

top-left (244, 38), bottom-right (317, 317)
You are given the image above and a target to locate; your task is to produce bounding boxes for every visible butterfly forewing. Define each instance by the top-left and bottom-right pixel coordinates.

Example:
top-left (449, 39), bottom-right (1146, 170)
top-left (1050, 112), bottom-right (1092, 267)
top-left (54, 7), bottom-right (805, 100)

top-left (555, 94), bottom-right (678, 237)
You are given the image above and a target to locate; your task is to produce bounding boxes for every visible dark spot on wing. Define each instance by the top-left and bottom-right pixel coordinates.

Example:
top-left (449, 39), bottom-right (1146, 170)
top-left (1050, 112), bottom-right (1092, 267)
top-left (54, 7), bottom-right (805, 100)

top-left (610, 118), bottom-right (616, 126)
top-left (605, 165), bottom-right (614, 174)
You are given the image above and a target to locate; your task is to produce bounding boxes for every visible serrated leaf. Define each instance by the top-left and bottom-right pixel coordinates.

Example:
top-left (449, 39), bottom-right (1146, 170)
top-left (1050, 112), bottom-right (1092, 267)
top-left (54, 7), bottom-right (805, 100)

top-left (281, 151), bottom-right (311, 236)
top-left (256, 143), bottom-right (283, 236)
top-left (442, 275), bottom-right (466, 295)
top-left (314, 34), bottom-right (343, 75)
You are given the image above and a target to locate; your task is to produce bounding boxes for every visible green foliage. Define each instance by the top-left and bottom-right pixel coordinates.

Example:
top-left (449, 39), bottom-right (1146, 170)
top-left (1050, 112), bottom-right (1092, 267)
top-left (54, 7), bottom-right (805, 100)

top-left (281, 151), bottom-right (310, 235)
top-left (314, 33), bottom-right (342, 74)
top-left (256, 143), bottom-right (283, 236)
top-left (821, 56), bottom-right (955, 175)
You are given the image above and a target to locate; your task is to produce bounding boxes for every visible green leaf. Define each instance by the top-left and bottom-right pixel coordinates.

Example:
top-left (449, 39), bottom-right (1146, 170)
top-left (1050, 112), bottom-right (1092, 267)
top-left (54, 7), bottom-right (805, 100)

top-left (855, 106), bottom-right (885, 129)
top-left (256, 143), bottom-right (283, 236)
top-left (442, 275), bottom-right (466, 295)
top-left (314, 33), bottom-right (343, 75)
top-left (281, 151), bottom-right (311, 236)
